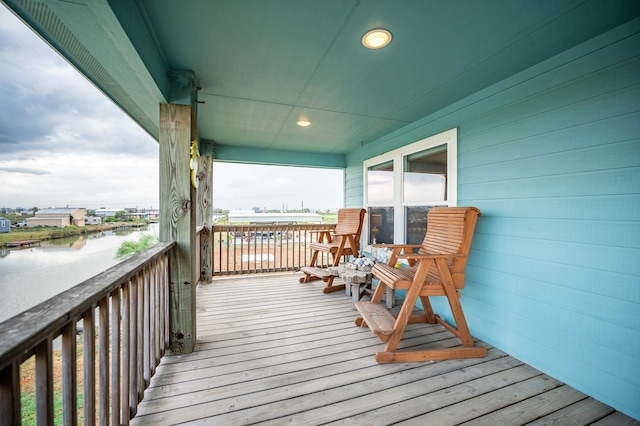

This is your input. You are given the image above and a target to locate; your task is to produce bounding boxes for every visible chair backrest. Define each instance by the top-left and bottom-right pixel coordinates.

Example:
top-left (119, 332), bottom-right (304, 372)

top-left (419, 207), bottom-right (481, 287)
top-left (333, 208), bottom-right (366, 251)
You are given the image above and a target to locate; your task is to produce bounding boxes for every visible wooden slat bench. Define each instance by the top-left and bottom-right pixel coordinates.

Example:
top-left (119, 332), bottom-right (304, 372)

top-left (300, 208), bottom-right (366, 293)
top-left (356, 206), bottom-right (487, 363)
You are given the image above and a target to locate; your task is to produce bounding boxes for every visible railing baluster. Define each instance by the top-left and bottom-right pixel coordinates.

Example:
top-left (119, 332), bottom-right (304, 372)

top-left (61, 321), bottom-right (77, 426)
top-left (35, 339), bottom-right (53, 426)
top-left (110, 287), bottom-right (120, 426)
top-left (142, 267), bottom-right (150, 389)
top-left (153, 259), bottom-right (161, 365)
top-left (149, 262), bottom-right (157, 376)
top-left (98, 298), bottom-right (109, 426)
top-left (136, 273), bottom-right (143, 401)
top-left (136, 271), bottom-right (145, 398)
top-left (121, 280), bottom-right (130, 425)
top-left (0, 361), bottom-right (20, 424)
top-left (83, 307), bottom-right (96, 426)
top-left (161, 252), bottom-right (169, 351)
top-left (129, 275), bottom-right (138, 417)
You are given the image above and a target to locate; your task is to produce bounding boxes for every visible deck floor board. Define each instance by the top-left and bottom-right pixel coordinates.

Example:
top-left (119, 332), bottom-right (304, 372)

top-left (131, 273), bottom-right (639, 425)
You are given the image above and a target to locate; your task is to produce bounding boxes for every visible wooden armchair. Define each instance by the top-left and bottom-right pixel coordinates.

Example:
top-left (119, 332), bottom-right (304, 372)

top-left (355, 206), bottom-right (487, 363)
top-left (300, 208), bottom-right (366, 293)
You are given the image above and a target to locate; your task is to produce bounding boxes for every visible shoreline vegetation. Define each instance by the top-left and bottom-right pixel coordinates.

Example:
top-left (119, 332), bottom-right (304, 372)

top-left (2, 211), bottom-right (338, 250)
top-left (0, 222), bottom-right (148, 249)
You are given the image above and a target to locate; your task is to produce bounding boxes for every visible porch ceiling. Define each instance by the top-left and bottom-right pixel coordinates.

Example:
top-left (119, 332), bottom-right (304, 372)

top-left (3, 0), bottom-right (639, 164)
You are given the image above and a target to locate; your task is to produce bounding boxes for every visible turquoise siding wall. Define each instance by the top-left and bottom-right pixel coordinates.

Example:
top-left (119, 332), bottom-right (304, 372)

top-left (345, 18), bottom-right (640, 419)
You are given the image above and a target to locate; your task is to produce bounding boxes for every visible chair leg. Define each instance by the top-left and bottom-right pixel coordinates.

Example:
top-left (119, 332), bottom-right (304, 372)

top-left (435, 258), bottom-right (474, 347)
top-left (299, 250), bottom-right (320, 283)
top-left (420, 296), bottom-right (437, 324)
top-left (322, 275), bottom-right (346, 293)
top-left (380, 266), bottom-right (427, 354)
top-left (375, 259), bottom-right (488, 363)
top-left (370, 280), bottom-right (387, 304)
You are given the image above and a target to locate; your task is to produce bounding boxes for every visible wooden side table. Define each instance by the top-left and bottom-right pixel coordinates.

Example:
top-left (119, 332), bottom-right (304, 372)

top-left (341, 270), bottom-right (395, 310)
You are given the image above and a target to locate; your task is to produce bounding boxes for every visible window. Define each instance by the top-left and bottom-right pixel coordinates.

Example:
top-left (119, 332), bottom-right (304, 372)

top-left (364, 128), bottom-right (457, 248)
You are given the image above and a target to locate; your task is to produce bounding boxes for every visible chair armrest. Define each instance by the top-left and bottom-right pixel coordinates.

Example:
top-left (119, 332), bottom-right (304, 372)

top-left (372, 244), bottom-right (422, 267)
top-left (397, 252), bottom-right (463, 260)
top-left (371, 243), bottom-right (422, 249)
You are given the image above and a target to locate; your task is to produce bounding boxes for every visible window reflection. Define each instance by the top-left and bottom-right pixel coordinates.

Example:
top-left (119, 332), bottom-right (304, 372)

top-left (406, 206), bottom-right (432, 245)
top-left (369, 207), bottom-right (394, 244)
top-left (367, 160), bottom-right (394, 205)
top-left (404, 148), bottom-right (447, 204)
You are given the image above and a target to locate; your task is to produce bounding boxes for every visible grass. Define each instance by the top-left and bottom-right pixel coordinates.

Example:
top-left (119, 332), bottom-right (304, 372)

top-left (321, 213), bottom-right (338, 224)
top-left (20, 341), bottom-right (88, 425)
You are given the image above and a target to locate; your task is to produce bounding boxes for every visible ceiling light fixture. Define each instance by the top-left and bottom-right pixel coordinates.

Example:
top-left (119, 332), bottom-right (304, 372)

top-left (296, 119), bottom-right (311, 127)
top-left (362, 29), bottom-right (392, 49)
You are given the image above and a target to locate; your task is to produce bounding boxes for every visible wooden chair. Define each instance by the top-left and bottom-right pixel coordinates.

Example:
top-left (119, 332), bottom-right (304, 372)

top-left (355, 206), bottom-right (487, 363)
top-left (300, 208), bottom-right (366, 293)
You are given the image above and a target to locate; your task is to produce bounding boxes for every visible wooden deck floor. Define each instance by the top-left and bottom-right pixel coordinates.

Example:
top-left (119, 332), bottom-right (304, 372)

top-left (131, 273), bottom-right (638, 425)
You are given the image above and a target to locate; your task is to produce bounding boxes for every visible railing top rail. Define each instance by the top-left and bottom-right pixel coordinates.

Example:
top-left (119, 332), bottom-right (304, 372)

top-left (214, 224), bottom-right (336, 230)
top-left (0, 241), bottom-right (175, 369)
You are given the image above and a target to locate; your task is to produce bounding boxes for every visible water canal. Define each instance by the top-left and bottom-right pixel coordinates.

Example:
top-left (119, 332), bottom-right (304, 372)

top-left (0, 224), bottom-right (158, 322)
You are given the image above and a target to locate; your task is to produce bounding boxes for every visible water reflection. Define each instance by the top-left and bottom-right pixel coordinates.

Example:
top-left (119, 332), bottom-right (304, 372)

top-left (0, 224), bottom-right (156, 322)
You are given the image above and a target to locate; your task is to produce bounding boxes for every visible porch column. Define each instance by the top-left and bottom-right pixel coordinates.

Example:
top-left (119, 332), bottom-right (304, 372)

top-left (159, 70), bottom-right (200, 354)
top-left (197, 140), bottom-right (214, 283)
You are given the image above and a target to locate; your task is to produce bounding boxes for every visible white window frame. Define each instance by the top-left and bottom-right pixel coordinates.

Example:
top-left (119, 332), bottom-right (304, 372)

top-left (363, 128), bottom-right (458, 251)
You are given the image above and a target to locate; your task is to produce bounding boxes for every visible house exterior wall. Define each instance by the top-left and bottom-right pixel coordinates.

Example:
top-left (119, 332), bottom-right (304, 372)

top-left (26, 217), bottom-right (69, 228)
top-left (0, 218), bottom-right (10, 233)
top-left (31, 208), bottom-right (86, 227)
top-left (70, 209), bottom-right (86, 226)
top-left (345, 18), bottom-right (640, 419)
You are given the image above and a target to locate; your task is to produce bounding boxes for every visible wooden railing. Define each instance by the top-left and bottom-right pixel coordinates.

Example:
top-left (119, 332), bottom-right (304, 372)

top-left (212, 224), bottom-right (337, 275)
top-left (0, 241), bottom-right (175, 425)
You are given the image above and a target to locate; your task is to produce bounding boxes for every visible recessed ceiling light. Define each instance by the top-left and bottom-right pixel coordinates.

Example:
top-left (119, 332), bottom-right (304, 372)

top-left (296, 119), bottom-right (311, 127)
top-left (362, 29), bottom-right (392, 49)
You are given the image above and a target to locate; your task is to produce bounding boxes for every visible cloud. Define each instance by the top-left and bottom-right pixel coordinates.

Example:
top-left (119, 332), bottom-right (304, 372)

top-left (0, 6), bottom-right (157, 160)
top-left (0, 5), bottom-right (343, 212)
top-left (0, 166), bottom-right (49, 175)
top-left (0, 153), bottom-right (159, 209)
top-left (213, 163), bottom-right (343, 211)
top-left (0, 5), bottom-right (159, 209)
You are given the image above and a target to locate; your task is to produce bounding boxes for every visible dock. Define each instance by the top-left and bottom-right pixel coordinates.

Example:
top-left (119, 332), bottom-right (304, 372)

top-left (6, 239), bottom-right (41, 248)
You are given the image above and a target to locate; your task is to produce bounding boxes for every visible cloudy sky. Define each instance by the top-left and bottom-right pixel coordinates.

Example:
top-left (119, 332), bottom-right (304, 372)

top-left (0, 5), bottom-right (343, 212)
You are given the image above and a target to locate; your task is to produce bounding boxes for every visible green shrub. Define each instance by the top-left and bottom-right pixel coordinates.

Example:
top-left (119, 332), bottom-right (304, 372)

top-left (48, 225), bottom-right (80, 239)
top-left (115, 234), bottom-right (158, 260)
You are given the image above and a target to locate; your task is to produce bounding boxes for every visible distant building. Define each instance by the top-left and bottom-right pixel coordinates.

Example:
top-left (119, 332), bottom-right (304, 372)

top-left (94, 208), bottom-right (125, 217)
top-left (146, 209), bottom-right (159, 221)
top-left (124, 212), bottom-right (150, 221)
top-left (86, 216), bottom-right (103, 225)
top-left (26, 208), bottom-right (87, 228)
top-left (0, 217), bottom-right (10, 233)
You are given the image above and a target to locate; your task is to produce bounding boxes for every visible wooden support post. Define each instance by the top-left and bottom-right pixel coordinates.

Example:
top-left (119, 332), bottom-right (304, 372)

top-left (196, 149), bottom-right (213, 284)
top-left (160, 102), bottom-right (197, 354)
top-left (159, 69), bottom-right (202, 354)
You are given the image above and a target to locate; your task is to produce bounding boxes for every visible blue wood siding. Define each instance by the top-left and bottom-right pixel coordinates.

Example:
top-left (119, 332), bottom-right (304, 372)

top-left (345, 18), bottom-right (640, 419)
